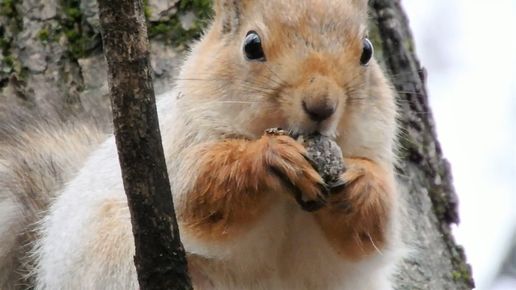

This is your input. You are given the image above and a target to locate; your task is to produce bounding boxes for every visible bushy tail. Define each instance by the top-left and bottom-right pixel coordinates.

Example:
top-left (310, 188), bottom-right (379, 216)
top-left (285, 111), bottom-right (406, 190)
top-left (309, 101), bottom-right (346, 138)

top-left (0, 101), bottom-right (112, 290)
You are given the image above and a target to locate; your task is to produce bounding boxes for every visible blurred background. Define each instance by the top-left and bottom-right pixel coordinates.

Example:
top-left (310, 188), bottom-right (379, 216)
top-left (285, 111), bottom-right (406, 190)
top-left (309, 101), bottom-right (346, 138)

top-left (402, 1), bottom-right (516, 289)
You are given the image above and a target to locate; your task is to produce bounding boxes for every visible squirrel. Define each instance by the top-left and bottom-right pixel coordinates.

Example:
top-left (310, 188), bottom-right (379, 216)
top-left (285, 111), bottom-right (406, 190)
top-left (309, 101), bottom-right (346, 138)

top-left (0, 0), bottom-right (405, 289)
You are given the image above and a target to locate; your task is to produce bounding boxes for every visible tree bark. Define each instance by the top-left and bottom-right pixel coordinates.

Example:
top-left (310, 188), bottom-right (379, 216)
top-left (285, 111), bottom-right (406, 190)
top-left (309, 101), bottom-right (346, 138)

top-left (369, 1), bottom-right (475, 289)
top-left (96, 0), bottom-right (192, 289)
top-left (0, 0), bottom-right (474, 289)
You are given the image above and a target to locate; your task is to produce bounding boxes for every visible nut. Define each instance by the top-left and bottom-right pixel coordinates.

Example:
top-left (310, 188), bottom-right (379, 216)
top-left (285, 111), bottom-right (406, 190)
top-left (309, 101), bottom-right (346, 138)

top-left (295, 133), bottom-right (345, 190)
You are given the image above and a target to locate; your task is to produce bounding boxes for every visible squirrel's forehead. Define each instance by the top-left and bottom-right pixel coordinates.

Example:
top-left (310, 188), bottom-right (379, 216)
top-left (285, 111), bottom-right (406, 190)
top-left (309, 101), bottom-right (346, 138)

top-left (253, 0), bottom-right (365, 20)
top-left (253, 1), bottom-right (367, 38)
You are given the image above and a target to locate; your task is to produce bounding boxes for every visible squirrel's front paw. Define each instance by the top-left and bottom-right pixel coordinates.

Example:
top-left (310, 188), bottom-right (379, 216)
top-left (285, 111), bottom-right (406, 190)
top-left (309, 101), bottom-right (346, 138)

top-left (328, 157), bottom-right (393, 217)
top-left (259, 129), bottom-right (329, 212)
top-left (312, 157), bottom-right (395, 260)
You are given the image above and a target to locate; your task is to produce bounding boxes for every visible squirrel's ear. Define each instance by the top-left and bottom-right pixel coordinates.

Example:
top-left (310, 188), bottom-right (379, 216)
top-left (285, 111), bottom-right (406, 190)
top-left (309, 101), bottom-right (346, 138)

top-left (213, 0), bottom-right (248, 34)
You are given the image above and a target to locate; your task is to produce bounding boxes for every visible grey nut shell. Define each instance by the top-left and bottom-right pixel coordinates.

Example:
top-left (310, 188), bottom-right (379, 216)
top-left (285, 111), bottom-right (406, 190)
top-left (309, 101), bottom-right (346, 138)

top-left (263, 128), bottom-right (345, 185)
top-left (295, 134), bottom-right (345, 185)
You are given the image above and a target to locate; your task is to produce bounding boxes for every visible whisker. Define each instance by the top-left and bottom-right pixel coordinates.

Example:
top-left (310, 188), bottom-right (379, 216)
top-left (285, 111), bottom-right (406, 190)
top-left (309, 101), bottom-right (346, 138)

top-left (264, 63), bottom-right (291, 88)
top-left (366, 232), bottom-right (383, 256)
top-left (354, 230), bottom-right (365, 253)
top-left (232, 62), bottom-right (290, 89)
top-left (171, 77), bottom-right (278, 95)
top-left (343, 71), bottom-right (367, 91)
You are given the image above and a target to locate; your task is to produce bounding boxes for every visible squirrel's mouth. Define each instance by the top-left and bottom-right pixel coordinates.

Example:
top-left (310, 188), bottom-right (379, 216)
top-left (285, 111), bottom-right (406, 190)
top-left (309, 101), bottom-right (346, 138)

top-left (286, 126), bottom-right (338, 140)
top-left (278, 107), bottom-right (340, 140)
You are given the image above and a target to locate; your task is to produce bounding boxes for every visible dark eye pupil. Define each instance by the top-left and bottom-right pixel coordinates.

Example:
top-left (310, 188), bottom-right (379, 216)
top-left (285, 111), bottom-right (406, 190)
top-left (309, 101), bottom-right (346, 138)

top-left (244, 31), bottom-right (266, 62)
top-left (360, 38), bottom-right (373, 66)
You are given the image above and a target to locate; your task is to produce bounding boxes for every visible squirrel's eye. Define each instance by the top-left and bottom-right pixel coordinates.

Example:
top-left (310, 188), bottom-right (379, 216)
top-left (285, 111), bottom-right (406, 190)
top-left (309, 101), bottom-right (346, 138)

top-left (243, 31), bottom-right (266, 62)
top-left (360, 38), bottom-right (373, 66)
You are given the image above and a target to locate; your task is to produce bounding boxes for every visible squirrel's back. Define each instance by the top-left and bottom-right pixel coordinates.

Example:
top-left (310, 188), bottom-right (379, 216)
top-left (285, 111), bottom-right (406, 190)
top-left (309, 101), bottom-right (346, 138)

top-left (0, 104), bottom-right (109, 290)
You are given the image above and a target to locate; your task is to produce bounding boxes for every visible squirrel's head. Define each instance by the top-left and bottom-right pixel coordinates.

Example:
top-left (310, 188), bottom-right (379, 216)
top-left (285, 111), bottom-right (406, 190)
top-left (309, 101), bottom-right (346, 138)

top-left (178, 0), bottom-right (377, 139)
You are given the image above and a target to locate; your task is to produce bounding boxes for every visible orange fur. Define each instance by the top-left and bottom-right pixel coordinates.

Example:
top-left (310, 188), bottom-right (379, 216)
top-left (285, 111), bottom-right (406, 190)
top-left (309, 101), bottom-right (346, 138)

top-left (314, 157), bottom-right (395, 261)
top-left (182, 133), bottom-right (326, 241)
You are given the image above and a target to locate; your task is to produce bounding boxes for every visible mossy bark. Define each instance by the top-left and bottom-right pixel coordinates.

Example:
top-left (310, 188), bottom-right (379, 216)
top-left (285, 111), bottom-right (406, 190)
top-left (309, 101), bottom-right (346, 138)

top-left (369, 1), bottom-right (474, 289)
top-left (0, 0), bottom-right (474, 289)
top-left (0, 0), bottom-right (211, 122)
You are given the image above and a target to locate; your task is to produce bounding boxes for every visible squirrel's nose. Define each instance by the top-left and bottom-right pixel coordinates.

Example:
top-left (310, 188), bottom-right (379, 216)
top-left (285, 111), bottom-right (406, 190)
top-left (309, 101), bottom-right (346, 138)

top-left (302, 99), bottom-right (336, 122)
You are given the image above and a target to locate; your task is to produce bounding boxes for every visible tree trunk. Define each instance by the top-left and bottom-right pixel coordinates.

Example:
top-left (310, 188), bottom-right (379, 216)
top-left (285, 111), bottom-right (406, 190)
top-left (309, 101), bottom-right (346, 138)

top-left (0, 0), bottom-right (474, 289)
top-left (368, 1), bottom-right (475, 289)
top-left (96, 0), bottom-right (192, 289)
